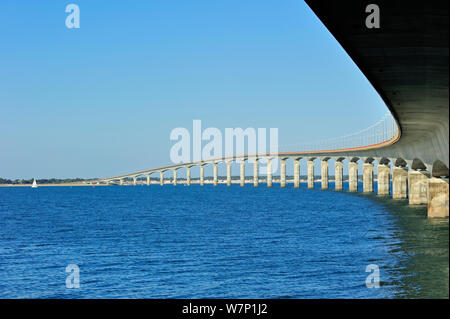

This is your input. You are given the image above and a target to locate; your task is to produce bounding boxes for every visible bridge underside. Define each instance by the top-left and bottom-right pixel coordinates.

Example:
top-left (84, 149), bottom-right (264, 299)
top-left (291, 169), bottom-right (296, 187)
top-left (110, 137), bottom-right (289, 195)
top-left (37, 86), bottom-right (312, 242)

top-left (305, 0), bottom-right (449, 173)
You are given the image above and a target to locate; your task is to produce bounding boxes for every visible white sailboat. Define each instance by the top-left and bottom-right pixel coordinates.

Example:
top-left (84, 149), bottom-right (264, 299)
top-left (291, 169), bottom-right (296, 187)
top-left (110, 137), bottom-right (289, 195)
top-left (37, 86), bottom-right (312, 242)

top-left (31, 178), bottom-right (38, 188)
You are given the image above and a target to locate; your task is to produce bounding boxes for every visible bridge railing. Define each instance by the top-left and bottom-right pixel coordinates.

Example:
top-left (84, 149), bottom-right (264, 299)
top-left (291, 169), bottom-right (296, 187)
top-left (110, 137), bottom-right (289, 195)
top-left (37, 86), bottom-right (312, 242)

top-left (278, 112), bottom-right (398, 153)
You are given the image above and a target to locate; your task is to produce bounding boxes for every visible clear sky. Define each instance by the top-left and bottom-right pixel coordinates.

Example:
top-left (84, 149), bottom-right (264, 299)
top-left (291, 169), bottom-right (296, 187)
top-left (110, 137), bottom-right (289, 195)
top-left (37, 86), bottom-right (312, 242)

top-left (0, 0), bottom-right (387, 179)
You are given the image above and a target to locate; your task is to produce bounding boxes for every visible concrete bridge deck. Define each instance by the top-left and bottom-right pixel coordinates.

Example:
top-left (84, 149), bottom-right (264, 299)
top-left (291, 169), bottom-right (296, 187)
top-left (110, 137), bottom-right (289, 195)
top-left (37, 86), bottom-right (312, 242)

top-left (304, 0), bottom-right (449, 172)
top-left (91, 0), bottom-right (448, 218)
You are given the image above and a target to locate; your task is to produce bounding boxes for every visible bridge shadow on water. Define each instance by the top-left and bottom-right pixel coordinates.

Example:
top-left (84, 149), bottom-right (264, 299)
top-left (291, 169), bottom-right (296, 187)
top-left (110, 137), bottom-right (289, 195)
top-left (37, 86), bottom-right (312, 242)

top-left (158, 182), bottom-right (448, 298)
top-left (323, 182), bottom-right (449, 298)
top-left (193, 181), bottom-right (449, 298)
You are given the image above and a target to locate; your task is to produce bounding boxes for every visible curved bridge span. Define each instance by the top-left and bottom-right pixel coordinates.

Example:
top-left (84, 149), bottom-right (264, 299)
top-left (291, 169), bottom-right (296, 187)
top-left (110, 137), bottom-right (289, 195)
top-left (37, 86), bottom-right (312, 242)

top-left (91, 0), bottom-right (448, 218)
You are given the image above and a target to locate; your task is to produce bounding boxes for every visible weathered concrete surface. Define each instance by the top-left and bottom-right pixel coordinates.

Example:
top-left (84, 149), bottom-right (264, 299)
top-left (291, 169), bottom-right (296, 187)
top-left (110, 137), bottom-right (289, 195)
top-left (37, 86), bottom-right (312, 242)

top-left (428, 178), bottom-right (449, 218)
top-left (280, 159), bottom-right (286, 188)
top-left (186, 167), bottom-right (191, 186)
top-left (240, 161), bottom-right (245, 187)
top-left (392, 167), bottom-right (408, 199)
top-left (408, 170), bottom-right (430, 205)
top-left (253, 160), bottom-right (259, 187)
top-left (348, 162), bottom-right (358, 192)
top-left (213, 163), bottom-right (218, 187)
top-left (173, 169), bottom-right (177, 186)
top-left (307, 160), bottom-right (314, 189)
top-left (363, 163), bottom-right (374, 193)
top-left (226, 162), bottom-right (231, 187)
top-left (321, 160), bottom-right (328, 189)
top-left (200, 165), bottom-right (204, 186)
top-left (294, 159), bottom-right (300, 188)
top-left (267, 159), bottom-right (273, 187)
top-left (335, 161), bottom-right (343, 190)
top-left (377, 164), bottom-right (390, 195)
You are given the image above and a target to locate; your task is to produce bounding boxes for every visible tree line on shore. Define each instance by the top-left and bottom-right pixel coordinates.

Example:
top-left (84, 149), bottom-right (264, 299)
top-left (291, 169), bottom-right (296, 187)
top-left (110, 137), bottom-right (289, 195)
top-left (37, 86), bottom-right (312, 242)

top-left (0, 178), bottom-right (88, 184)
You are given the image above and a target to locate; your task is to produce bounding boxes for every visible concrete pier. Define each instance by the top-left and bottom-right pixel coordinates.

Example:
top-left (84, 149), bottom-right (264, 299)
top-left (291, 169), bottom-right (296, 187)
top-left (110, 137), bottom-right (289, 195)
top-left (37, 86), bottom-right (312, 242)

top-left (253, 160), bottom-right (259, 187)
top-left (348, 162), bottom-right (358, 192)
top-left (427, 177), bottom-right (449, 218)
top-left (213, 163), bottom-right (218, 186)
top-left (294, 158), bottom-right (300, 188)
top-left (186, 167), bottom-right (191, 186)
top-left (335, 161), bottom-right (343, 190)
top-left (363, 163), bottom-right (374, 193)
top-left (146, 174), bottom-right (150, 186)
top-left (133, 176), bottom-right (137, 186)
top-left (267, 158), bottom-right (273, 188)
top-left (321, 160), bottom-right (328, 190)
top-left (392, 166), bottom-right (408, 199)
top-left (226, 162), bottom-right (231, 187)
top-left (408, 170), bottom-right (430, 205)
top-left (160, 171), bottom-right (164, 186)
top-left (173, 169), bottom-right (177, 186)
top-left (240, 161), bottom-right (245, 187)
top-left (280, 158), bottom-right (286, 188)
top-left (307, 160), bottom-right (314, 189)
top-left (377, 164), bottom-right (390, 195)
top-left (200, 165), bottom-right (204, 186)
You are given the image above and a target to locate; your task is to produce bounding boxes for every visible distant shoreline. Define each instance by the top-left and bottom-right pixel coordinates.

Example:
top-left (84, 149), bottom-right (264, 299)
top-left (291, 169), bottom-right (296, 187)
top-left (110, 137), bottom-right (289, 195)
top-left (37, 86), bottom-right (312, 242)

top-left (0, 178), bottom-right (380, 187)
top-left (0, 183), bottom-right (104, 187)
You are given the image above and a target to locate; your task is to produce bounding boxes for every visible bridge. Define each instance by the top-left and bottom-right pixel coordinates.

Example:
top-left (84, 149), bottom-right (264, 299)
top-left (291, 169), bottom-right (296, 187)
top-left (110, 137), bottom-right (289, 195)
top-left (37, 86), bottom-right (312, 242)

top-left (91, 0), bottom-right (449, 218)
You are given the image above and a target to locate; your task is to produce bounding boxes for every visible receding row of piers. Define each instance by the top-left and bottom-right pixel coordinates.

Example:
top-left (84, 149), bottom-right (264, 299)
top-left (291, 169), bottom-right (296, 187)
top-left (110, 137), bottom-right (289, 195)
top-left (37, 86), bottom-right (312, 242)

top-left (106, 156), bottom-right (448, 218)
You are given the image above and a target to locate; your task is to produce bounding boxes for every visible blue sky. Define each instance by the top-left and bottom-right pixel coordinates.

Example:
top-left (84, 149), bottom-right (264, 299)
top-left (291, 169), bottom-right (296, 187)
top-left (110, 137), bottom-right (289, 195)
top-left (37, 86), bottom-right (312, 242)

top-left (0, 1), bottom-right (387, 179)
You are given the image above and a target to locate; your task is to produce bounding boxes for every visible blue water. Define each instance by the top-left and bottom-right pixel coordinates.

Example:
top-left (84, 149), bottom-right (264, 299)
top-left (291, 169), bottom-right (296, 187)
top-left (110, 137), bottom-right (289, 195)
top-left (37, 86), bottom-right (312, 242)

top-left (0, 183), bottom-right (448, 298)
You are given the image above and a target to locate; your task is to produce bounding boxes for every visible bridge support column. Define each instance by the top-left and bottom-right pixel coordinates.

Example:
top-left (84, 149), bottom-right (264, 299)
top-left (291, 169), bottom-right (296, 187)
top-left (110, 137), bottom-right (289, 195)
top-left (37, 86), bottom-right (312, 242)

top-left (377, 164), bottom-right (390, 195)
top-left (240, 161), bottom-right (245, 187)
top-left (294, 159), bottom-right (300, 188)
top-left (160, 171), bottom-right (164, 186)
top-left (146, 174), bottom-right (150, 186)
top-left (120, 179), bottom-right (124, 186)
top-left (213, 163), bottom-right (218, 186)
top-left (186, 167), bottom-right (191, 186)
top-left (307, 160), bottom-right (314, 189)
top-left (408, 170), bottom-right (430, 205)
top-left (321, 160), bottom-right (329, 190)
top-left (226, 162), bottom-right (232, 186)
top-left (253, 160), bottom-right (259, 187)
top-left (428, 178), bottom-right (449, 218)
top-left (200, 165), bottom-right (205, 186)
top-left (392, 166), bottom-right (408, 199)
top-left (363, 163), bottom-right (374, 193)
top-left (267, 158), bottom-right (273, 187)
top-left (348, 162), bottom-right (358, 192)
top-left (280, 159), bottom-right (286, 188)
top-left (173, 169), bottom-right (177, 186)
top-left (133, 176), bottom-right (137, 186)
top-left (334, 161), bottom-right (343, 190)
